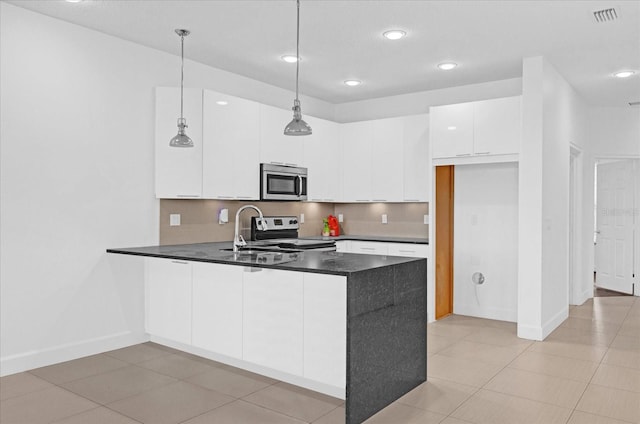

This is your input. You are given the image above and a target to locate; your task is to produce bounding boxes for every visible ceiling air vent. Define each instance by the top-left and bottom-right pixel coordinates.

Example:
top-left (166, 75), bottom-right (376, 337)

top-left (593, 8), bottom-right (618, 22)
top-left (629, 101), bottom-right (640, 107)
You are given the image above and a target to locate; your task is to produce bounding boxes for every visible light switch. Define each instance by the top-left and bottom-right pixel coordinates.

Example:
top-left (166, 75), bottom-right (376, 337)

top-left (338, 214), bottom-right (344, 223)
top-left (423, 214), bottom-right (429, 225)
top-left (382, 214), bottom-right (388, 224)
top-left (300, 213), bottom-right (305, 223)
top-left (218, 208), bottom-right (229, 224)
top-left (169, 214), bottom-right (181, 226)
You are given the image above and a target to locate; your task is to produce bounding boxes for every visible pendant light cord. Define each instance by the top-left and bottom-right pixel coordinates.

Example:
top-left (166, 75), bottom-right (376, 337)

top-left (180, 33), bottom-right (185, 120)
top-left (295, 0), bottom-right (300, 102)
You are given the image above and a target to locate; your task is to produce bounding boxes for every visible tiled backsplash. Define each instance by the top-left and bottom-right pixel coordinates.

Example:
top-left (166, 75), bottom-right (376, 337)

top-left (160, 200), bottom-right (428, 245)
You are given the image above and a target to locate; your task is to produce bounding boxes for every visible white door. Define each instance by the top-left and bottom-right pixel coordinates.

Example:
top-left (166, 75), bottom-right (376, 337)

top-left (595, 160), bottom-right (636, 294)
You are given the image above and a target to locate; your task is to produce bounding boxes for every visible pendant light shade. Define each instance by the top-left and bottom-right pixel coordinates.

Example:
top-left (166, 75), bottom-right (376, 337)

top-left (284, 0), bottom-right (312, 136)
top-left (170, 29), bottom-right (194, 148)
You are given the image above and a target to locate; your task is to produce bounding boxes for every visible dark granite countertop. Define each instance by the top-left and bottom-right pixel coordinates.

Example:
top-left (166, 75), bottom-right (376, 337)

top-left (302, 235), bottom-right (428, 244)
top-left (107, 241), bottom-right (424, 276)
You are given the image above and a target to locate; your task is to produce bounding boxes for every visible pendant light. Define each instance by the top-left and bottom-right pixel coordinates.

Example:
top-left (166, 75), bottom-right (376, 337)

top-left (170, 29), bottom-right (194, 148)
top-left (284, 0), bottom-right (312, 136)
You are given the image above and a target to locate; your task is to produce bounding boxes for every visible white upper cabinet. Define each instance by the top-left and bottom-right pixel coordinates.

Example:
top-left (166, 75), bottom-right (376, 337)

top-left (431, 96), bottom-right (521, 161)
top-left (371, 117), bottom-right (404, 202)
top-left (202, 90), bottom-right (260, 200)
top-left (473, 96), bottom-right (521, 155)
top-left (403, 114), bottom-right (430, 202)
top-left (259, 104), bottom-right (304, 167)
top-left (155, 87), bottom-right (203, 198)
top-left (341, 121), bottom-right (374, 202)
top-left (430, 102), bottom-right (474, 159)
top-left (303, 116), bottom-right (342, 202)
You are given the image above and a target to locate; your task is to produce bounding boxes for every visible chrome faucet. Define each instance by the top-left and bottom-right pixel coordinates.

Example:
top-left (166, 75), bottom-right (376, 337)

top-left (233, 205), bottom-right (267, 252)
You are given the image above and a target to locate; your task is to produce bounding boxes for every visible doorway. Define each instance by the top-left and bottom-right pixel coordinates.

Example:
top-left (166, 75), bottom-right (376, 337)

top-left (594, 158), bottom-right (639, 295)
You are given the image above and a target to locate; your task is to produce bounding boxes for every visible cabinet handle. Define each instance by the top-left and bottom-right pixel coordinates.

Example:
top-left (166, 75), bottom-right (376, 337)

top-left (360, 247), bottom-right (376, 251)
top-left (475, 152), bottom-right (491, 155)
top-left (404, 199), bottom-right (420, 202)
top-left (217, 196), bottom-right (233, 199)
top-left (323, 199), bottom-right (334, 202)
top-left (372, 199), bottom-right (387, 202)
top-left (285, 163), bottom-right (298, 167)
top-left (398, 250), bottom-right (415, 253)
top-left (455, 153), bottom-right (472, 157)
top-left (177, 194), bottom-right (200, 198)
top-left (172, 260), bottom-right (188, 264)
top-left (236, 196), bottom-right (253, 199)
top-left (356, 199), bottom-right (370, 202)
top-left (270, 161), bottom-right (285, 165)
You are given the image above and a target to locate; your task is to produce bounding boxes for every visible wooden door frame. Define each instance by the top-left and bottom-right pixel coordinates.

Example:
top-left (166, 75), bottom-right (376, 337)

top-left (435, 165), bottom-right (454, 319)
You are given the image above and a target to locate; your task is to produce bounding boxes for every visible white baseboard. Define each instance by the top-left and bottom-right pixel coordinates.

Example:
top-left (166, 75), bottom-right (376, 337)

top-left (574, 288), bottom-right (593, 305)
top-left (517, 308), bottom-right (568, 341)
top-left (453, 303), bottom-right (517, 323)
top-left (150, 335), bottom-right (345, 400)
top-left (0, 331), bottom-right (149, 377)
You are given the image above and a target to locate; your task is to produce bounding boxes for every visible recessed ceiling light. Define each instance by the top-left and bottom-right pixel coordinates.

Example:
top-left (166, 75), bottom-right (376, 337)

top-left (447, 126), bottom-right (457, 130)
top-left (383, 30), bottom-right (406, 40)
top-left (65, 0), bottom-right (84, 2)
top-left (281, 55), bottom-right (299, 63)
top-left (344, 80), bottom-right (362, 87)
top-left (614, 70), bottom-right (635, 78)
top-left (216, 101), bottom-right (228, 106)
top-left (438, 62), bottom-right (458, 71)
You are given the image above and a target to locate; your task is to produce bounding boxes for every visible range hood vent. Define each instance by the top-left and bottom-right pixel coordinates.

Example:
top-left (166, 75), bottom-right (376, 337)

top-left (593, 8), bottom-right (618, 22)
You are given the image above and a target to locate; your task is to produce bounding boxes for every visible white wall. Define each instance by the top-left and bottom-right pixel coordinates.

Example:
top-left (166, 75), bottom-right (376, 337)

top-left (335, 78), bottom-right (522, 122)
top-left (0, 3), bottom-right (333, 376)
top-left (518, 56), bottom-right (589, 340)
top-left (453, 163), bottom-right (519, 322)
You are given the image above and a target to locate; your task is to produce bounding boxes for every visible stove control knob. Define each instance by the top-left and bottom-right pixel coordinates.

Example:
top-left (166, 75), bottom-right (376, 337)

top-left (290, 219), bottom-right (298, 225)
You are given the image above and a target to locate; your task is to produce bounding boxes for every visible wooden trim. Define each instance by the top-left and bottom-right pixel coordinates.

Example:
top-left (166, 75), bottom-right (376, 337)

top-left (435, 165), bottom-right (454, 319)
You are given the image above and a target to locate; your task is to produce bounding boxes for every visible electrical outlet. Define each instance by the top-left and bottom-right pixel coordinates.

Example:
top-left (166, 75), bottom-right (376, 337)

top-left (169, 214), bottom-right (181, 226)
top-left (338, 214), bottom-right (343, 223)
top-left (382, 214), bottom-right (388, 224)
top-left (300, 213), bottom-right (305, 223)
top-left (423, 214), bottom-right (429, 225)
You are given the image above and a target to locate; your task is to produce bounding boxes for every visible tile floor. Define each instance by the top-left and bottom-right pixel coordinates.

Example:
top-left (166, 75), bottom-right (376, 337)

top-left (1, 296), bottom-right (639, 424)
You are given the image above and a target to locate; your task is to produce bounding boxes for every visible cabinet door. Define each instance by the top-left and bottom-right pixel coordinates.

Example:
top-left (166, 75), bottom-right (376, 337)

top-left (202, 91), bottom-right (260, 200)
top-left (146, 258), bottom-right (192, 344)
top-left (304, 117), bottom-right (342, 202)
top-left (387, 243), bottom-right (429, 258)
top-left (403, 115), bottom-right (430, 202)
top-left (335, 240), bottom-right (351, 253)
top-left (349, 241), bottom-right (388, 255)
top-left (303, 273), bottom-right (346, 389)
top-left (430, 102), bottom-right (474, 159)
top-left (371, 117), bottom-right (404, 202)
top-left (155, 87), bottom-right (203, 198)
top-left (259, 104), bottom-right (304, 167)
top-left (243, 268), bottom-right (303, 375)
top-left (341, 121), bottom-right (374, 202)
top-left (192, 262), bottom-right (243, 359)
top-left (473, 96), bottom-right (521, 155)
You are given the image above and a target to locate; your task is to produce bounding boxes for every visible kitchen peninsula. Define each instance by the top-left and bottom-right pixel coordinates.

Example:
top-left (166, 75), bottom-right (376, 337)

top-left (107, 241), bottom-right (427, 424)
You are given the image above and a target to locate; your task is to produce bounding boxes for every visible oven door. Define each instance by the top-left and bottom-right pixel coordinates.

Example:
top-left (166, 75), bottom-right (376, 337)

top-left (261, 165), bottom-right (307, 200)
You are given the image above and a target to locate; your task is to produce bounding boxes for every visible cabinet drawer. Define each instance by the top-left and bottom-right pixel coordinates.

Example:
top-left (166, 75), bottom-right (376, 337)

top-left (387, 243), bottom-right (429, 258)
top-left (349, 241), bottom-right (388, 255)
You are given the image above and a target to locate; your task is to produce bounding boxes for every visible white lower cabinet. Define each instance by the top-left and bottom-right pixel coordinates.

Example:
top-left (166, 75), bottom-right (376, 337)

top-left (303, 273), bottom-right (347, 388)
top-left (146, 258), bottom-right (192, 345)
top-left (387, 243), bottom-right (429, 258)
top-left (349, 240), bottom-right (389, 255)
top-left (192, 262), bottom-right (243, 359)
top-left (242, 268), bottom-right (304, 376)
top-left (335, 240), bottom-right (351, 253)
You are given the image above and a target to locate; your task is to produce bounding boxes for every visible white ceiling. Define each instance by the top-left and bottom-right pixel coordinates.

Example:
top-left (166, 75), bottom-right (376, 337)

top-left (7, 0), bottom-right (640, 106)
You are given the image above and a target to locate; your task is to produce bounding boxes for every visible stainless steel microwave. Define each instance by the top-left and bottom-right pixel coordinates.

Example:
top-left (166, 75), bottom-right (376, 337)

top-left (260, 163), bottom-right (308, 201)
